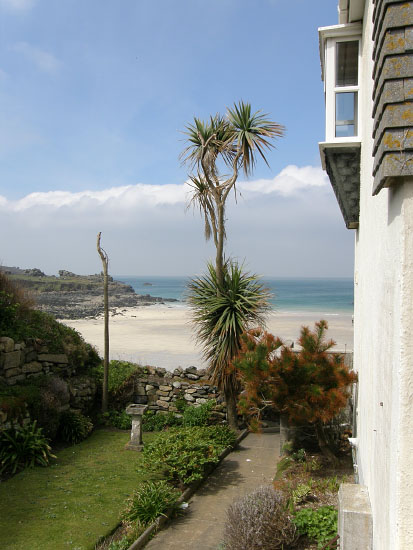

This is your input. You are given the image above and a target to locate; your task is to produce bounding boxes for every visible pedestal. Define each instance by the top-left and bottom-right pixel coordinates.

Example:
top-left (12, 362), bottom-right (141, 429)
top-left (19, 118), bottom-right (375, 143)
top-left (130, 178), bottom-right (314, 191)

top-left (125, 404), bottom-right (147, 451)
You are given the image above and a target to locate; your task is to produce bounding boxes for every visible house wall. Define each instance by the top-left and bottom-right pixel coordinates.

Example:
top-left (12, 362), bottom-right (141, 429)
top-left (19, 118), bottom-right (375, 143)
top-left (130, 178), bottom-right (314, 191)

top-left (354, 1), bottom-right (413, 547)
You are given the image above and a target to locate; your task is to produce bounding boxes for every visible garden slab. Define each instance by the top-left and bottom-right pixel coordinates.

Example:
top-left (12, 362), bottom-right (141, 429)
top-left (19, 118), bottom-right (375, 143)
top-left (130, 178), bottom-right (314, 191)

top-left (145, 431), bottom-right (280, 550)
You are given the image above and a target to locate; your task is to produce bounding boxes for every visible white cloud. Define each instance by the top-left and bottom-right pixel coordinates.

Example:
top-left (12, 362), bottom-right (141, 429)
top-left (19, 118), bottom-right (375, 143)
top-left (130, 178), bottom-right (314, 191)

top-left (12, 42), bottom-right (60, 74)
top-left (0, 165), bottom-right (353, 277)
top-left (239, 165), bottom-right (328, 196)
top-left (0, 165), bottom-right (328, 213)
top-left (0, 0), bottom-right (35, 12)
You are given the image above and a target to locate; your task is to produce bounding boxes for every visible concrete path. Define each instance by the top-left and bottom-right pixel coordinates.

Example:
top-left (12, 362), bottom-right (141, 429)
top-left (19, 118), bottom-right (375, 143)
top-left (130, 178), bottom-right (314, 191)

top-left (145, 431), bottom-right (280, 550)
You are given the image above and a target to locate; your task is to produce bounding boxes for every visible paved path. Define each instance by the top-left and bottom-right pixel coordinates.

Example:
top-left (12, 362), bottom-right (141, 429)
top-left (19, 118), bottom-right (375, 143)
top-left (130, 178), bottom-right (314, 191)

top-left (145, 431), bottom-right (280, 550)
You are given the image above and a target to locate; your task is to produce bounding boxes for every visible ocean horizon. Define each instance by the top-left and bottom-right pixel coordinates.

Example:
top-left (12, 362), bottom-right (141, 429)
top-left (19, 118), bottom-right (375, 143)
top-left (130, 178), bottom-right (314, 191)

top-left (115, 275), bottom-right (354, 315)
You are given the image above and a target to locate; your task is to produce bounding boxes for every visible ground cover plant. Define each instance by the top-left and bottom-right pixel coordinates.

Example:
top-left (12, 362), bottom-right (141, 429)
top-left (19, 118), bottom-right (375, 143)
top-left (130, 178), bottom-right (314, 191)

top-left (273, 449), bottom-right (352, 549)
top-left (139, 425), bottom-right (237, 486)
top-left (0, 429), bottom-right (157, 550)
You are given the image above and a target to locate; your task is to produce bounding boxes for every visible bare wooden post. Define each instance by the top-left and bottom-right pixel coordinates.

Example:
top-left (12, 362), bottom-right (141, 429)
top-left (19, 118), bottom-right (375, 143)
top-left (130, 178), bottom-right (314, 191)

top-left (97, 232), bottom-right (109, 413)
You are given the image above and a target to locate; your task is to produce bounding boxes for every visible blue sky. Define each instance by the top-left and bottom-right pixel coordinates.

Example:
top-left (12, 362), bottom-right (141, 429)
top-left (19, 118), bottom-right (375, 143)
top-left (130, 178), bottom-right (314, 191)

top-left (0, 0), bottom-right (354, 277)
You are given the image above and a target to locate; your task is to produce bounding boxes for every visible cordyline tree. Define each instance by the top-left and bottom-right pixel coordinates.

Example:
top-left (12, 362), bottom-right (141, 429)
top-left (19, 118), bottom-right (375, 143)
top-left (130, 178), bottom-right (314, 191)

top-left (233, 321), bottom-right (357, 460)
top-left (182, 101), bottom-right (284, 428)
top-left (187, 261), bottom-right (270, 429)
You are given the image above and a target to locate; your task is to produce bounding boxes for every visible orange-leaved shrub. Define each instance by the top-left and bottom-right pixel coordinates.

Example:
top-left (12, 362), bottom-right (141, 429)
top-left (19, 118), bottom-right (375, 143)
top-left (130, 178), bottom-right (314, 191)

top-left (233, 321), bottom-right (357, 459)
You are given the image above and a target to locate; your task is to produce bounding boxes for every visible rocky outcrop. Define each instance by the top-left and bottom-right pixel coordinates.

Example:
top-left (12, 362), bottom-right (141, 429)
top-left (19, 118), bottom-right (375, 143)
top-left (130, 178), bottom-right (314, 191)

top-left (0, 266), bottom-right (177, 319)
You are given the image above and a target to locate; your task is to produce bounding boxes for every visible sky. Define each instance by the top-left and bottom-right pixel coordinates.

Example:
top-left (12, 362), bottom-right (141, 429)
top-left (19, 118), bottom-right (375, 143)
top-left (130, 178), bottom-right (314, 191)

top-left (0, 0), bottom-right (354, 277)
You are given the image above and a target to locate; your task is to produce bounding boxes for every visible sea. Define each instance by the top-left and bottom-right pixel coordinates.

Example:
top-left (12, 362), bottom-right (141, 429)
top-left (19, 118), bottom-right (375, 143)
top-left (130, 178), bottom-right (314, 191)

top-left (115, 276), bottom-right (354, 315)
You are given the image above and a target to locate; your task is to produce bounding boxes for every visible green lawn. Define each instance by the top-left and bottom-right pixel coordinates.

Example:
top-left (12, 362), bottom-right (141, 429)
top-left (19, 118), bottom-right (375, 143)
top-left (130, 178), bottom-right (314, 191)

top-left (0, 429), bottom-right (156, 550)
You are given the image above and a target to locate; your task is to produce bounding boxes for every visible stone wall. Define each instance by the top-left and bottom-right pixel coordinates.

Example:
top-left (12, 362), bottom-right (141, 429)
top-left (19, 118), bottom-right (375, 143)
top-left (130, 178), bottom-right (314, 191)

top-left (0, 336), bottom-right (97, 431)
top-left (111, 365), bottom-right (226, 420)
top-left (0, 336), bottom-right (77, 385)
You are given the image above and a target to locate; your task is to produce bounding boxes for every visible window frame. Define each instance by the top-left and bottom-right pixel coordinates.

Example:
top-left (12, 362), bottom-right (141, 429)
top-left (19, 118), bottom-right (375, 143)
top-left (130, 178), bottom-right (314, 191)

top-left (320, 24), bottom-right (362, 143)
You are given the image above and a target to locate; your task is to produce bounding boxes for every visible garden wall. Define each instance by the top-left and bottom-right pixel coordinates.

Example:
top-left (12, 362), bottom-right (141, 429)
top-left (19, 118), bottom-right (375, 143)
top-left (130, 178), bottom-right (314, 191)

top-left (0, 336), bottom-right (97, 431)
top-left (111, 365), bottom-right (227, 421)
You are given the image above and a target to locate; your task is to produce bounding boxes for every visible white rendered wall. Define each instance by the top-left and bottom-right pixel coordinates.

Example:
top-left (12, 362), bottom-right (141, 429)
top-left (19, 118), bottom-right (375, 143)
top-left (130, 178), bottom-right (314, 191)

top-left (354, 1), bottom-right (413, 548)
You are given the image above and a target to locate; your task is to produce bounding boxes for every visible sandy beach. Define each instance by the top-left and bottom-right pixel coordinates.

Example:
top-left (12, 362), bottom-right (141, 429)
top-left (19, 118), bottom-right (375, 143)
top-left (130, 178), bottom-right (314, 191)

top-left (61, 303), bottom-right (353, 371)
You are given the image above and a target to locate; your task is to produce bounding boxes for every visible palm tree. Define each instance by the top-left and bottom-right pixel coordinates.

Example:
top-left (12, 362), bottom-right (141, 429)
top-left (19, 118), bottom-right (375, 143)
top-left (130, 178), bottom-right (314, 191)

top-left (182, 101), bottom-right (284, 426)
top-left (188, 261), bottom-right (270, 429)
top-left (182, 101), bottom-right (284, 287)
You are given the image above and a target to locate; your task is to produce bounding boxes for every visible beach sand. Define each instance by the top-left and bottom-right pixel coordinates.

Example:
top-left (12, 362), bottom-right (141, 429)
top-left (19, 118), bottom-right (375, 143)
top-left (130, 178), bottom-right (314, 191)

top-left (62, 304), bottom-right (353, 371)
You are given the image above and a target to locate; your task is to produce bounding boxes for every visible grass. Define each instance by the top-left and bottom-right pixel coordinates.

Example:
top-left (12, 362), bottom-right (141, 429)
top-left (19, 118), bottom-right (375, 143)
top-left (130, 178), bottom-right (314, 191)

top-left (0, 429), bottom-right (157, 550)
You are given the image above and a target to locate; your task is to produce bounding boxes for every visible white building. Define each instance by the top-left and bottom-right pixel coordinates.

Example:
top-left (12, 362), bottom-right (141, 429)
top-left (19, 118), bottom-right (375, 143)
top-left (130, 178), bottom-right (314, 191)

top-left (319, 1), bottom-right (413, 548)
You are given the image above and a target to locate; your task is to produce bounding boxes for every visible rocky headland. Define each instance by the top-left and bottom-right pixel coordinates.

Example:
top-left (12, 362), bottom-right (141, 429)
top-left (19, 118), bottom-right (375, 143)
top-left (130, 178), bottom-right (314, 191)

top-left (1, 266), bottom-right (177, 319)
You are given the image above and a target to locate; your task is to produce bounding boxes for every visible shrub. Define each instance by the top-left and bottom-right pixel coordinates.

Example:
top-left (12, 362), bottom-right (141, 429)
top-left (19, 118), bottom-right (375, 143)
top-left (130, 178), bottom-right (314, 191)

top-left (139, 425), bottom-right (236, 486)
top-left (293, 506), bottom-right (338, 548)
top-left (122, 480), bottom-right (180, 525)
top-left (92, 360), bottom-right (141, 393)
top-left (103, 410), bottom-right (132, 430)
top-left (234, 323), bottom-right (357, 461)
top-left (58, 410), bottom-right (93, 444)
top-left (223, 486), bottom-right (297, 550)
top-left (0, 421), bottom-right (55, 475)
top-left (142, 410), bottom-right (182, 432)
top-left (182, 399), bottom-right (215, 427)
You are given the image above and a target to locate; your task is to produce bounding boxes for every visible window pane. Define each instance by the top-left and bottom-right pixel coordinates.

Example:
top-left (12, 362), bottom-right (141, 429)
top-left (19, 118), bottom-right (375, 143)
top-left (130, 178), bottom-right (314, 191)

top-left (336, 41), bottom-right (358, 86)
top-left (336, 92), bottom-right (357, 137)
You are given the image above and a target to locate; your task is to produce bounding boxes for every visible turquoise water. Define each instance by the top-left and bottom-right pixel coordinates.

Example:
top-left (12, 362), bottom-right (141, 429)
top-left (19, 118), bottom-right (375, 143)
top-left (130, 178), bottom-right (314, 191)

top-left (115, 276), bottom-right (354, 314)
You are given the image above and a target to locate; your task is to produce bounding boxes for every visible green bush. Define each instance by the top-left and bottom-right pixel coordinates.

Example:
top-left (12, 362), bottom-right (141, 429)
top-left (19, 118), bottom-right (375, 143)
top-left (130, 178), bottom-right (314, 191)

top-left (103, 410), bottom-right (132, 430)
top-left (142, 410), bottom-right (182, 432)
top-left (293, 506), bottom-right (338, 548)
top-left (0, 421), bottom-right (55, 475)
top-left (58, 410), bottom-right (93, 444)
top-left (92, 360), bottom-right (141, 393)
top-left (122, 480), bottom-right (180, 525)
top-left (182, 400), bottom-right (215, 427)
top-left (139, 425), bottom-right (236, 486)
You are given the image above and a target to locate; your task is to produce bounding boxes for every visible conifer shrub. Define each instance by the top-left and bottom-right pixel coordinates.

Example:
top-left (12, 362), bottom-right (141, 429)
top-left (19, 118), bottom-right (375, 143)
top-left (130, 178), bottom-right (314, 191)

top-left (234, 321), bottom-right (357, 460)
top-left (223, 486), bottom-right (297, 550)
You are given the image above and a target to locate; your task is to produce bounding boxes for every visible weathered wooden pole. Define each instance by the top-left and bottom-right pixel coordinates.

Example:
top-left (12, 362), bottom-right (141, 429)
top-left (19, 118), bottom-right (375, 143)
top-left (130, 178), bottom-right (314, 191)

top-left (97, 232), bottom-right (109, 413)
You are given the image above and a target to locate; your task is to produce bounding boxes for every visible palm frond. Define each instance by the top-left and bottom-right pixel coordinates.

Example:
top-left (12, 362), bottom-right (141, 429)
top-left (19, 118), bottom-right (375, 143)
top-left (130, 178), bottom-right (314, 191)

top-left (187, 261), bottom-right (271, 391)
top-left (226, 100), bottom-right (285, 176)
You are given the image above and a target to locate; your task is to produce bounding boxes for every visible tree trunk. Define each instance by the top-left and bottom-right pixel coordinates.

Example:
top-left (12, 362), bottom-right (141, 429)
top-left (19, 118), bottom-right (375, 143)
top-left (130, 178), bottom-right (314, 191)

top-left (97, 232), bottom-right (109, 413)
top-left (216, 202), bottom-right (225, 288)
top-left (225, 389), bottom-right (239, 431)
top-left (315, 422), bottom-right (338, 464)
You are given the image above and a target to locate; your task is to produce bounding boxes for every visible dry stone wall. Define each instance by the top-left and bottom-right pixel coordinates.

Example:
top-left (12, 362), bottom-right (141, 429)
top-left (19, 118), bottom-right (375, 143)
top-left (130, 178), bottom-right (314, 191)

top-left (0, 336), bottom-right (97, 430)
top-left (111, 365), bottom-right (227, 420)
